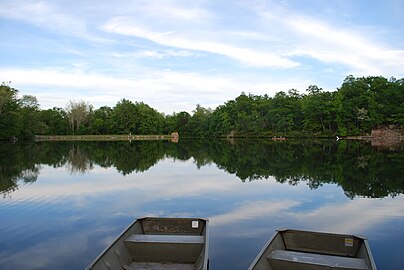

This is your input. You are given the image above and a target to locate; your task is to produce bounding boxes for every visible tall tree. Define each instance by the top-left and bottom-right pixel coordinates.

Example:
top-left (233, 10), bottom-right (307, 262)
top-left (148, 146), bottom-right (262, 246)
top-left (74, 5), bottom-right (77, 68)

top-left (336, 76), bottom-right (383, 135)
top-left (65, 100), bottom-right (91, 134)
top-left (187, 104), bottom-right (212, 137)
top-left (135, 102), bottom-right (165, 134)
top-left (172, 111), bottom-right (191, 136)
top-left (111, 99), bottom-right (138, 134)
top-left (19, 95), bottom-right (42, 138)
top-left (302, 85), bottom-right (336, 132)
top-left (0, 82), bottom-right (20, 139)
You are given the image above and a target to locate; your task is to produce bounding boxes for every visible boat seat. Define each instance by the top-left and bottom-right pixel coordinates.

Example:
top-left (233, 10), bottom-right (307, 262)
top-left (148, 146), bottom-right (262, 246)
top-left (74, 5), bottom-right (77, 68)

top-left (125, 234), bottom-right (204, 244)
top-left (267, 250), bottom-right (369, 270)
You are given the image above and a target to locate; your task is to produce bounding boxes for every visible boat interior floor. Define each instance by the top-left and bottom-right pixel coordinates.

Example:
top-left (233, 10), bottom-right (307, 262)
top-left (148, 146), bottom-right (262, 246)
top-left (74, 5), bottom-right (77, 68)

top-left (126, 262), bottom-right (195, 270)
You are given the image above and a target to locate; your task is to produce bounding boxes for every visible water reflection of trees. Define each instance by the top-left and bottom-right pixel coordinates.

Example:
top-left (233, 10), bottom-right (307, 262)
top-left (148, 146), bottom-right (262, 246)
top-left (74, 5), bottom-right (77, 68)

top-left (66, 146), bottom-right (93, 174)
top-left (0, 142), bottom-right (41, 198)
top-left (0, 140), bottom-right (403, 198)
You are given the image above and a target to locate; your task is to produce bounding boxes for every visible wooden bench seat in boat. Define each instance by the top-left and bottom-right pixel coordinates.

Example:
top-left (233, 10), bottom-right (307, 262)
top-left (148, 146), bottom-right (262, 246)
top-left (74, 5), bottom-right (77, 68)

top-left (267, 249), bottom-right (369, 270)
top-left (125, 234), bottom-right (205, 244)
top-left (124, 234), bottom-right (205, 264)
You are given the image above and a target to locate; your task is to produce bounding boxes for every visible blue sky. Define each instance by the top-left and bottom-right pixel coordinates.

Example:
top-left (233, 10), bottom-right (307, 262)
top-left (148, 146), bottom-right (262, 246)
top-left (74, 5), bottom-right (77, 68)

top-left (1, 0), bottom-right (403, 114)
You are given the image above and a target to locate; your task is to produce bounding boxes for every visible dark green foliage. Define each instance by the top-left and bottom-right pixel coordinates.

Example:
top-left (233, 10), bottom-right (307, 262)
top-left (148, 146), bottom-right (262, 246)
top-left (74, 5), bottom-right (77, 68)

top-left (0, 75), bottom-right (402, 140)
top-left (110, 99), bottom-right (139, 134)
top-left (167, 111), bottom-right (192, 136)
top-left (135, 102), bottom-right (165, 134)
top-left (187, 104), bottom-right (212, 137)
top-left (0, 83), bottom-right (20, 139)
top-left (85, 106), bottom-right (113, 135)
top-left (108, 99), bottom-right (165, 135)
top-left (302, 85), bottom-right (337, 133)
top-left (335, 76), bottom-right (379, 135)
top-left (39, 107), bottom-right (69, 135)
top-left (19, 95), bottom-right (42, 138)
top-left (334, 76), bottom-right (403, 135)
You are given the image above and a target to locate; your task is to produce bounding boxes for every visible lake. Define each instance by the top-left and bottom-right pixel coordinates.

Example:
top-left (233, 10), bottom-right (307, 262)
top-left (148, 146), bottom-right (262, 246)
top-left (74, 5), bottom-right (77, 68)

top-left (0, 139), bottom-right (403, 269)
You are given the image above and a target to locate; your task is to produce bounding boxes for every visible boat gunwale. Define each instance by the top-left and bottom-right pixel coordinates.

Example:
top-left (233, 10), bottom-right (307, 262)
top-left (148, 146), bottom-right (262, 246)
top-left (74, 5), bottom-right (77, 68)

top-left (362, 236), bottom-right (377, 270)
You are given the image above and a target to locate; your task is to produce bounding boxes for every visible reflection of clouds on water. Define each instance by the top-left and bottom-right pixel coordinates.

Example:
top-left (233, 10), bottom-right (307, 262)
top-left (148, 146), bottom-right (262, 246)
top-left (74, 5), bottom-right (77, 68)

top-left (0, 230), bottom-right (91, 269)
top-left (2, 158), bottom-right (404, 269)
top-left (210, 200), bottom-right (300, 226)
top-left (0, 216), bottom-right (130, 269)
top-left (208, 195), bottom-right (404, 239)
top-left (208, 200), bottom-right (301, 238)
top-left (9, 159), bottom-right (404, 237)
top-left (293, 196), bottom-right (404, 235)
top-left (9, 160), bottom-right (269, 203)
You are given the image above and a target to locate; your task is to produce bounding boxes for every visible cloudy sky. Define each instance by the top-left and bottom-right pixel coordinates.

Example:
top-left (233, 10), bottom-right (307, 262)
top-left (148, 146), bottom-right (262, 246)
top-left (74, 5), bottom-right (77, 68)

top-left (1, 0), bottom-right (403, 114)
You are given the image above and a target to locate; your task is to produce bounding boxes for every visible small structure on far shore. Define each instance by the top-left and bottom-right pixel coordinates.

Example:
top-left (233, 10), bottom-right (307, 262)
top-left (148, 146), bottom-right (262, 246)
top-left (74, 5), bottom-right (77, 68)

top-left (371, 126), bottom-right (402, 140)
top-left (272, 136), bottom-right (286, 141)
top-left (370, 126), bottom-right (402, 147)
top-left (171, 132), bottom-right (179, 143)
top-left (338, 126), bottom-right (403, 149)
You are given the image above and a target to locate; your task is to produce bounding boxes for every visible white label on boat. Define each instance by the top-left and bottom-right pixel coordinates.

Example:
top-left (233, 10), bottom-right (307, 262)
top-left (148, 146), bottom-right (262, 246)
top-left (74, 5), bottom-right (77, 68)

top-left (192, 221), bottom-right (199, 228)
top-left (345, 238), bottom-right (354, 247)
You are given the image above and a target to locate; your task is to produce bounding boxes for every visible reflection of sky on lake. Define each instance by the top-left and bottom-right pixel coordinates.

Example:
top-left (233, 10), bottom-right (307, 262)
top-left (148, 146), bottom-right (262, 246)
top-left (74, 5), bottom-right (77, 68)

top-left (0, 158), bottom-right (403, 269)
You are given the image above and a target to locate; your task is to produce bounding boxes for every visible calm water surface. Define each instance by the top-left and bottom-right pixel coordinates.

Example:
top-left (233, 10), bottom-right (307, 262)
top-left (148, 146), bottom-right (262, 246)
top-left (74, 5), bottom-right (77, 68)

top-left (0, 139), bottom-right (403, 269)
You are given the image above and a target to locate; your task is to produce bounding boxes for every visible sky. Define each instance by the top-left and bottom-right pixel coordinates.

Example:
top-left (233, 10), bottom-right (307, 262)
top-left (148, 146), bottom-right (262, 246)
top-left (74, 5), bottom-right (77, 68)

top-left (1, 0), bottom-right (404, 114)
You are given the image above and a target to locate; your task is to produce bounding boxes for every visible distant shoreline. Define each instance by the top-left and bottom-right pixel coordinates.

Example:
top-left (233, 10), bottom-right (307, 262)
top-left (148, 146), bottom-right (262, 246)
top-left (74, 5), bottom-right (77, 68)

top-left (35, 134), bottom-right (178, 141)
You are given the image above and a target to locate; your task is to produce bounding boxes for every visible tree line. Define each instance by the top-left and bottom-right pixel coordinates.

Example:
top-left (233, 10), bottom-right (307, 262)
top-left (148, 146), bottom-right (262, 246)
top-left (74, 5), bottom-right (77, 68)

top-left (1, 75), bottom-right (403, 140)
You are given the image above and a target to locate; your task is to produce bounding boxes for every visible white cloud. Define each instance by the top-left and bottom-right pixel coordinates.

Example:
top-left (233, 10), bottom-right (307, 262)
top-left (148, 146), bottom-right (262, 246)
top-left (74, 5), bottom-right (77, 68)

top-left (102, 17), bottom-right (299, 68)
top-left (0, 1), bottom-right (86, 38)
top-left (256, 7), bottom-right (404, 76)
top-left (287, 16), bottom-right (404, 75)
top-left (132, 0), bottom-right (211, 22)
top-left (112, 49), bottom-right (197, 59)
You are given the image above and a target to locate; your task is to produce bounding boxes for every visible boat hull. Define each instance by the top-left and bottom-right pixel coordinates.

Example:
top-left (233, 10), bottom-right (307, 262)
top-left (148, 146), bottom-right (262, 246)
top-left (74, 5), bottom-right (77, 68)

top-left (248, 229), bottom-right (377, 270)
top-left (85, 217), bottom-right (209, 270)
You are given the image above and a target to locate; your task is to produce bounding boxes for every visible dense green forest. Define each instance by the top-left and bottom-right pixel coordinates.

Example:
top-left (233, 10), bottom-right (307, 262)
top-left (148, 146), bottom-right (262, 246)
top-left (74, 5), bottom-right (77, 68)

top-left (1, 75), bottom-right (403, 139)
top-left (1, 140), bottom-right (403, 199)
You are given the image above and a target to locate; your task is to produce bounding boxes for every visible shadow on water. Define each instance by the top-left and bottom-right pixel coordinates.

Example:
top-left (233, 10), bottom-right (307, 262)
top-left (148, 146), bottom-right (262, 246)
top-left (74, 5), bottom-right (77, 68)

top-left (1, 139), bottom-right (403, 199)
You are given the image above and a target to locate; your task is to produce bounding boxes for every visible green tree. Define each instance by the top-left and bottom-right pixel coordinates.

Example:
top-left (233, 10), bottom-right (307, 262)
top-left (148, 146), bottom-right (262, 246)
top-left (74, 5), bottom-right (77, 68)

top-left (111, 99), bottom-right (138, 134)
top-left (19, 95), bottom-right (42, 138)
top-left (366, 76), bottom-right (404, 125)
top-left (0, 82), bottom-right (20, 139)
top-left (233, 93), bottom-right (261, 134)
top-left (87, 106), bottom-right (113, 134)
top-left (208, 105), bottom-right (233, 136)
top-left (172, 111), bottom-right (191, 136)
top-left (302, 85), bottom-right (337, 133)
top-left (187, 104), bottom-right (212, 137)
top-left (336, 76), bottom-right (382, 135)
top-left (267, 91), bottom-right (303, 132)
top-left (135, 102), bottom-right (165, 134)
top-left (39, 107), bottom-right (69, 135)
